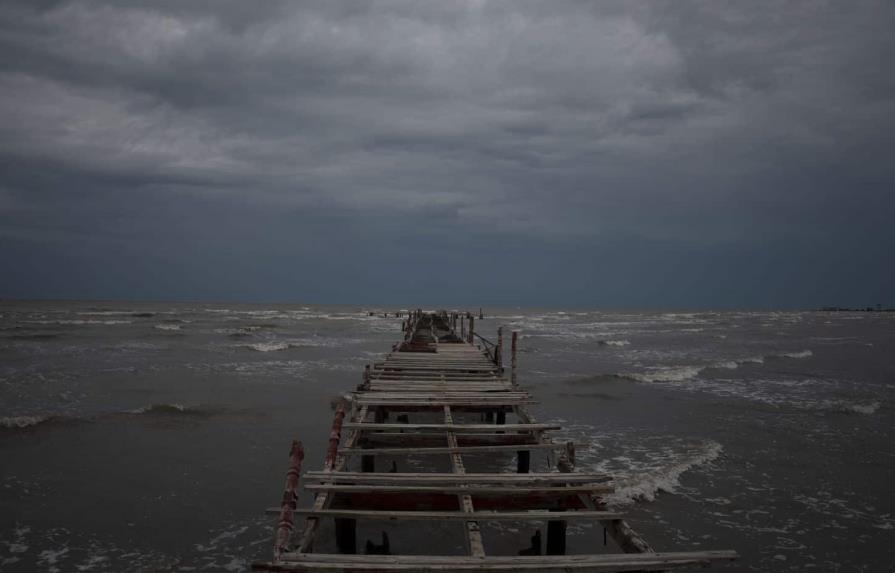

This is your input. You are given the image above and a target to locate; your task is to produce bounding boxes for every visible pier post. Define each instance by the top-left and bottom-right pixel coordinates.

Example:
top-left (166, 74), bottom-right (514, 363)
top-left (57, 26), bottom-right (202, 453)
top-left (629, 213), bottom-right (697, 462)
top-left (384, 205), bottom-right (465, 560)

top-left (546, 518), bottom-right (567, 555)
top-left (468, 316), bottom-right (474, 344)
top-left (274, 440), bottom-right (304, 557)
top-left (334, 518), bottom-right (357, 554)
top-left (511, 331), bottom-right (518, 388)
top-left (517, 450), bottom-right (530, 473)
top-left (497, 326), bottom-right (503, 369)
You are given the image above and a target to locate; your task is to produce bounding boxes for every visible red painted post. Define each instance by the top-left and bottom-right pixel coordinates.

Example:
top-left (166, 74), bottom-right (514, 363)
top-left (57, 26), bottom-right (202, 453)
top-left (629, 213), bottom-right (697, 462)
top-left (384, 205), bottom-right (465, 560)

top-left (274, 440), bottom-right (304, 559)
top-left (324, 403), bottom-right (346, 471)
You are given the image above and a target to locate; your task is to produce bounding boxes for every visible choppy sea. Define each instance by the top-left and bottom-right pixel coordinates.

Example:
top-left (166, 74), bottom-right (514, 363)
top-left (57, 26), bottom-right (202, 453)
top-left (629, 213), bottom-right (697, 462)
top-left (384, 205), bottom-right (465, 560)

top-left (1, 301), bottom-right (893, 571)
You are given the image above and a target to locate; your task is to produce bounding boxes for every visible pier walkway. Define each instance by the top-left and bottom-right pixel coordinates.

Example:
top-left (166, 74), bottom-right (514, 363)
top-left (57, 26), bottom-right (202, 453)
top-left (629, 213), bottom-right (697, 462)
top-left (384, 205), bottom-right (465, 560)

top-left (253, 310), bottom-right (737, 571)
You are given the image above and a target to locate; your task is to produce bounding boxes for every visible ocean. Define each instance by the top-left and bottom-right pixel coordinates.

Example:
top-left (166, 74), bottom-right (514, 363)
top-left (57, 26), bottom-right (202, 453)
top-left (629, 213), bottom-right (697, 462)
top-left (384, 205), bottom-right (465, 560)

top-left (1, 301), bottom-right (892, 571)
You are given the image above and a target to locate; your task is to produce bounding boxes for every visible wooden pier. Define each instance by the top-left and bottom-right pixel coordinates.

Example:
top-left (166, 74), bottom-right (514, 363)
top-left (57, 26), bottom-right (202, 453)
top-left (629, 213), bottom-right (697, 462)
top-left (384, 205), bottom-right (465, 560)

top-left (253, 311), bottom-right (737, 571)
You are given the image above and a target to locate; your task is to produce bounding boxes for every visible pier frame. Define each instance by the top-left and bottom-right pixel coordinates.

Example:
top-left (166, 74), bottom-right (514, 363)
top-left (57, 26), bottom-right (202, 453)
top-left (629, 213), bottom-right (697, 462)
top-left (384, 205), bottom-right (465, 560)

top-left (254, 311), bottom-right (737, 572)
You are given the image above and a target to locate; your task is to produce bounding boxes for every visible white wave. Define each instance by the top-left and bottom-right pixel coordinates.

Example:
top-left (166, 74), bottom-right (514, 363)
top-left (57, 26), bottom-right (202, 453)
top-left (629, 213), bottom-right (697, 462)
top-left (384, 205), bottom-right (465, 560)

top-left (780, 350), bottom-right (813, 359)
top-left (127, 403), bottom-right (187, 414)
top-left (76, 311), bottom-right (137, 316)
top-left (599, 339), bottom-right (630, 347)
top-left (847, 401), bottom-right (880, 415)
top-left (24, 319), bottom-right (131, 326)
top-left (818, 400), bottom-right (880, 415)
top-left (245, 341), bottom-right (292, 352)
top-left (607, 441), bottom-right (724, 505)
top-left (715, 356), bottom-right (764, 370)
top-left (1, 415), bottom-right (48, 428)
top-left (628, 365), bottom-right (704, 383)
top-left (241, 336), bottom-right (359, 352)
top-left (153, 324), bottom-right (181, 331)
top-left (38, 546), bottom-right (69, 572)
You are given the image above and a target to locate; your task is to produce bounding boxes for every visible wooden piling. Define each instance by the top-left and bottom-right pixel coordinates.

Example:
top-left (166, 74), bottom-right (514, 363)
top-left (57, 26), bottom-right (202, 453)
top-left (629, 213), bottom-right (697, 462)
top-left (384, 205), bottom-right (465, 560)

top-left (274, 440), bottom-right (304, 557)
top-left (546, 518), bottom-right (567, 555)
top-left (517, 450), bottom-right (530, 474)
top-left (511, 331), bottom-right (518, 388)
top-left (497, 327), bottom-right (503, 370)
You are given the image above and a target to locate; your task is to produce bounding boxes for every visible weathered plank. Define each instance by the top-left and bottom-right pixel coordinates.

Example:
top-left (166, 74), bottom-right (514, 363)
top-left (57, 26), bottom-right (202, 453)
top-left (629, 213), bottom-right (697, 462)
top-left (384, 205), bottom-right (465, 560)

top-left (304, 484), bottom-right (614, 495)
top-left (257, 550), bottom-right (739, 571)
top-left (283, 509), bottom-right (624, 521)
top-left (339, 443), bottom-right (564, 455)
top-left (343, 422), bottom-right (559, 432)
top-left (303, 472), bottom-right (612, 484)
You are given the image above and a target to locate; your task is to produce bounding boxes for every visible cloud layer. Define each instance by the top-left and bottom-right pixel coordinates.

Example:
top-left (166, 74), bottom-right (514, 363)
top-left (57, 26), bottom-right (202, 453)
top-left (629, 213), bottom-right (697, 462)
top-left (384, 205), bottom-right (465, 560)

top-left (2, 1), bottom-right (893, 307)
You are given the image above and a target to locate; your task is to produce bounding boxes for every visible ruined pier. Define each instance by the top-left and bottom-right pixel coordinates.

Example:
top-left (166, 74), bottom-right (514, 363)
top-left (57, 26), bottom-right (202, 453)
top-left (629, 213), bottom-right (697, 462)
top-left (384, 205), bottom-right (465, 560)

top-left (253, 310), bottom-right (737, 571)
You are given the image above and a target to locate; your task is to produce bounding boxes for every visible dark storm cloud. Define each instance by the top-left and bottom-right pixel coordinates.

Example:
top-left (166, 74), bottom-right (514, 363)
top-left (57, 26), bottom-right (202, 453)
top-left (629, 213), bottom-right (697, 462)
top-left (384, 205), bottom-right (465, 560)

top-left (1, 0), bottom-right (893, 306)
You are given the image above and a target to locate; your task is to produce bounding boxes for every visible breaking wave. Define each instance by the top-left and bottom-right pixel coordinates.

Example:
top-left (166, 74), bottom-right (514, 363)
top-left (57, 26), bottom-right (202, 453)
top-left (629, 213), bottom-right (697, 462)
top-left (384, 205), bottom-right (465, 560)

top-left (779, 350), bottom-right (813, 359)
top-left (819, 400), bottom-right (880, 415)
top-left (241, 337), bottom-right (357, 352)
top-left (607, 441), bottom-right (724, 505)
top-left (626, 365), bottom-right (704, 383)
top-left (621, 350), bottom-right (814, 384)
top-left (550, 422), bottom-right (724, 507)
top-left (1, 415), bottom-right (55, 429)
top-left (598, 339), bottom-right (630, 347)
top-left (1, 404), bottom-right (216, 431)
top-left (23, 319), bottom-right (132, 326)
top-left (153, 324), bottom-right (181, 331)
top-left (244, 341), bottom-right (295, 352)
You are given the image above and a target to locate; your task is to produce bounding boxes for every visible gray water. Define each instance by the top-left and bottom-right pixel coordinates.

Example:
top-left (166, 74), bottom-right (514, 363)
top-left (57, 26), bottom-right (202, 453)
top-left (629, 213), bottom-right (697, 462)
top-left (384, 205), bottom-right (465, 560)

top-left (1, 301), bottom-right (893, 571)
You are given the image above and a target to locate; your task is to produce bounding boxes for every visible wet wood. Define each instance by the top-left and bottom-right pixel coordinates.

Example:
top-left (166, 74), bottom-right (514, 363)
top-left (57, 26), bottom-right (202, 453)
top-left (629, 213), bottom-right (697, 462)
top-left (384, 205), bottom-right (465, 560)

top-left (256, 550), bottom-right (739, 571)
top-left (303, 472), bottom-right (612, 484)
top-left (288, 509), bottom-right (624, 521)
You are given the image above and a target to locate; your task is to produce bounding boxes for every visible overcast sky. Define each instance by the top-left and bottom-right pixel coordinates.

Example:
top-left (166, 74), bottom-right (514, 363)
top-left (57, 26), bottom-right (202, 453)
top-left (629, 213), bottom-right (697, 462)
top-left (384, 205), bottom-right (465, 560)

top-left (1, 1), bottom-right (893, 308)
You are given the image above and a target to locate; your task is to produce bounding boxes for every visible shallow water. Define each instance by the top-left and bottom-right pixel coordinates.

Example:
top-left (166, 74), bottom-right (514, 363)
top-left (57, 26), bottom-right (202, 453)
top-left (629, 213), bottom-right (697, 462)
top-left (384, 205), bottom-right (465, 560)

top-left (1, 301), bottom-right (893, 570)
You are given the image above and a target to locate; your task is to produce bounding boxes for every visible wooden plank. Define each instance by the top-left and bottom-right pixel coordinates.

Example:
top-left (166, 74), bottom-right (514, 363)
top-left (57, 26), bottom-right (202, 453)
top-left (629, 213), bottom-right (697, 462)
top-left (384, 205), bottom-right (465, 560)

top-left (280, 509), bottom-right (624, 521)
top-left (304, 484), bottom-right (614, 495)
top-left (445, 404), bottom-right (485, 557)
top-left (339, 443), bottom-right (564, 455)
top-left (367, 385), bottom-right (513, 392)
top-left (257, 550), bottom-right (739, 571)
top-left (357, 433), bottom-right (543, 447)
top-left (354, 399), bottom-right (536, 407)
top-left (356, 394), bottom-right (521, 399)
top-left (344, 422), bottom-right (559, 432)
top-left (303, 472), bottom-right (612, 485)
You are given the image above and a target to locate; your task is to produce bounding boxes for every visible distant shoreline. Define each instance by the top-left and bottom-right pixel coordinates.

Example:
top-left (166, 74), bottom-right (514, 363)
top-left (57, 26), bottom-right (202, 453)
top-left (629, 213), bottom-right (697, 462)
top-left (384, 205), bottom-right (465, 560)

top-left (817, 306), bottom-right (894, 312)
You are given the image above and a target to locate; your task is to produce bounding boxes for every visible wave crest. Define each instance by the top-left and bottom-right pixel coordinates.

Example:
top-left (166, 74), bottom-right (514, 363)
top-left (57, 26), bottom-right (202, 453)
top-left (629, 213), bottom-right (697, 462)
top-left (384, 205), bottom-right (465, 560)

top-left (1, 415), bottom-right (51, 429)
top-left (608, 441), bottom-right (724, 505)
top-left (2, 403), bottom-right (216, 431)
